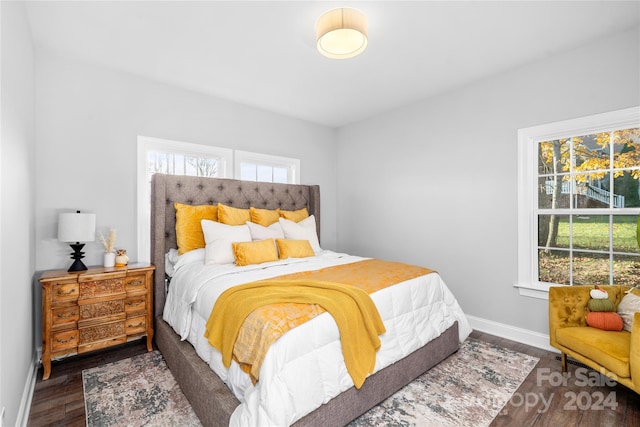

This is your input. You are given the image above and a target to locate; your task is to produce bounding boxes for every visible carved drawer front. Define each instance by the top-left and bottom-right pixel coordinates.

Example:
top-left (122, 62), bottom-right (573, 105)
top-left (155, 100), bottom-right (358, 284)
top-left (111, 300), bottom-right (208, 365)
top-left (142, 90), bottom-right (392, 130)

top-left (125, 296), bottom-right (146, 314)
top-left (51, 330), bottom-right (78, 351)
top-left (52, 283), bottom-right (79, 303)
top-left (126, 315), bottom-right (147, 335)
top-left (79, 299), bottom-right (125, 322)
top-left (78, 277), bottom-right (126, 301)
top-left (125, 275), bottom-right (147, 293)
top-left (79, 320), bottom-right (126, 345)
top-left (51, 306), bottom-right (79, 327)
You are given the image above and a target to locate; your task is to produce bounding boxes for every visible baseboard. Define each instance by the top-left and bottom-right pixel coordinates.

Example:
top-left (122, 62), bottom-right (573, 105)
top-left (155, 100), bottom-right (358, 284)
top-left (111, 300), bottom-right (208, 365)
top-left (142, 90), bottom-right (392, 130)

top-left (15, 352), bottom-right (38, 427)
top-left (467, 314), bottom-right (558, 353)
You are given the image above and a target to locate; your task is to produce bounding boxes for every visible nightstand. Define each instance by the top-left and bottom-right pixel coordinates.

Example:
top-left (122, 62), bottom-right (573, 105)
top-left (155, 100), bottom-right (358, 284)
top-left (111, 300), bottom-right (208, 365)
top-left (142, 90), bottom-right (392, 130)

top-left (39, 263), bottom-right (155, 380)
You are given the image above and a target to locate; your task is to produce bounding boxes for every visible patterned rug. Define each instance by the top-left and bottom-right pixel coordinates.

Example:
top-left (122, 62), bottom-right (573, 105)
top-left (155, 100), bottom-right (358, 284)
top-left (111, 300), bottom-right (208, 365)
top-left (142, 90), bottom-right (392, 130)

top-left (83, 338), bottom-right (538, 427)
top-left (350, 338), bottom-right (539, 426)
top-left (83, 351), bottom-right (202, 427)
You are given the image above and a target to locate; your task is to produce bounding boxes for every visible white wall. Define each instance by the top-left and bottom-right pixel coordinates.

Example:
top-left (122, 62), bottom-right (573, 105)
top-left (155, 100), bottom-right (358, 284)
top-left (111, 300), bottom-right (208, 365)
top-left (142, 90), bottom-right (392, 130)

top-left (34, 50), bottom-right (338, 273)
top-left (336, 27), bottom-right (640, 338)
top-left (1, 2), bottom-right (36, 426)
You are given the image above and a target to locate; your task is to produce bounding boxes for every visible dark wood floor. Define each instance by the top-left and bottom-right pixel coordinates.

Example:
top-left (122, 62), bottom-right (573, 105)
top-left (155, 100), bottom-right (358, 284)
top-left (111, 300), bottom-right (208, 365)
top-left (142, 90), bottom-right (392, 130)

top-left (478, 330), bottom-right (640, 427)
top-left (28, 331), bottom-right (640, 426)
top-left (28, 341), bottom-right (150, 427)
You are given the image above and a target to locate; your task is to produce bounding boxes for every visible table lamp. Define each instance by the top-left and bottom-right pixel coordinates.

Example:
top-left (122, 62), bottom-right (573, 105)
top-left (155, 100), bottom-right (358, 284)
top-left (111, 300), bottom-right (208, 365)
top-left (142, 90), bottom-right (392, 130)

top-left (58, 210), bottom-right (96, 272)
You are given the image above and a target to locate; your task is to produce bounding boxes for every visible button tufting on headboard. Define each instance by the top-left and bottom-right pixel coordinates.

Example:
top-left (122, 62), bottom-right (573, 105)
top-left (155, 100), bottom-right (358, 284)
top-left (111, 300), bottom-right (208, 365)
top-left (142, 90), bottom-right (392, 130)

top-left (150, 173), bottom-right (320, 317)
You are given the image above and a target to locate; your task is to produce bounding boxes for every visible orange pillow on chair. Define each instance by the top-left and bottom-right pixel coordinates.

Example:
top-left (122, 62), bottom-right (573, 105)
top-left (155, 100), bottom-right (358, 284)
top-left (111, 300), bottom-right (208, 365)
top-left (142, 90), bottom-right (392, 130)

top-left (586, 312), bottom-right (624, 331)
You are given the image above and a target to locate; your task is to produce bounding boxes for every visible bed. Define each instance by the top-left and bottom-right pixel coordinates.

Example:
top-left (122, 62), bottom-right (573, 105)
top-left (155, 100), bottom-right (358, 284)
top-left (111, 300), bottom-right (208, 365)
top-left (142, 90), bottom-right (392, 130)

top-left (150, 173), bottom-right (471, 426)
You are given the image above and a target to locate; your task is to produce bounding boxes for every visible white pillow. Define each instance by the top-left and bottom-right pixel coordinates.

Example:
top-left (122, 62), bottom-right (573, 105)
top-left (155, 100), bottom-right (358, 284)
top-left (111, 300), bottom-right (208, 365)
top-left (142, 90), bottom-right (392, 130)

top-left (201, 220), bottom-right (251, 264)
top-left (172, 248), bottom-right (206, 273)
top-left (279, 215), bottom-right (321, 254)
top-left (617, 292), bottom-right (640, 332)
top-left (246, 221), bottom-right (285, 241)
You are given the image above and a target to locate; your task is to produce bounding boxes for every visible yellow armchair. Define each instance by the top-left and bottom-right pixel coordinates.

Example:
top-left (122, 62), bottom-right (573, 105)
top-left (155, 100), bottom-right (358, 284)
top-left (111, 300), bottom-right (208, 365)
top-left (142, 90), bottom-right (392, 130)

top-left (548, 285), bottom-right (639, 394)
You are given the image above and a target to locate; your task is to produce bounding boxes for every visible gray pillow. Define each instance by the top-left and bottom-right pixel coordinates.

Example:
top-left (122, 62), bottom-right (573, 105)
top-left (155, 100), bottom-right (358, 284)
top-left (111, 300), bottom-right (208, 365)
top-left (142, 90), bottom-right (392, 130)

top-left (617, 293), bottom-right (640, 332)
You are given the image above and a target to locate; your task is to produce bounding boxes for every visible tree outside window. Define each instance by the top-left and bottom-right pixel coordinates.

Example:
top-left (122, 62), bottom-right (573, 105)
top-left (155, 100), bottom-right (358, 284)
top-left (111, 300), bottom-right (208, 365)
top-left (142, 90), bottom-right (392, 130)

top-left (537, 128), bottom-right (640, 286)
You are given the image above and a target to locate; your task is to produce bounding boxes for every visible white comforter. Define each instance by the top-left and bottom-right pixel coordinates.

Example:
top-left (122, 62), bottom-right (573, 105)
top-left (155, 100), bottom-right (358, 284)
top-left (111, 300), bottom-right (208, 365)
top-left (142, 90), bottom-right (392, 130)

top-left (163, 249), bottom-right (472, 426)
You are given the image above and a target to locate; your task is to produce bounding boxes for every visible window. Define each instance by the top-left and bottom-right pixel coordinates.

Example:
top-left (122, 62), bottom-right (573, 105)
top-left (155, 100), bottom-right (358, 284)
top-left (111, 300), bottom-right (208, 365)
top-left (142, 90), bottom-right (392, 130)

top-left (136, 138), bottom-right (301, 262)
top-left (137, 136), bottom-right (232, 262)
top-left (517, 107), bottom-right (640, 299)
top-left (234, 150), bottom-right (299, 184)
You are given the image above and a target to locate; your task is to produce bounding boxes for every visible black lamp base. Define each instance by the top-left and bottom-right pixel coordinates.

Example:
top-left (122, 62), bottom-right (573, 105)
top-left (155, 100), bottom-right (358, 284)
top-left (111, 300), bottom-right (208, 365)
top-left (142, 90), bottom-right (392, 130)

top-left (68, 243), bottom-right (88, 272)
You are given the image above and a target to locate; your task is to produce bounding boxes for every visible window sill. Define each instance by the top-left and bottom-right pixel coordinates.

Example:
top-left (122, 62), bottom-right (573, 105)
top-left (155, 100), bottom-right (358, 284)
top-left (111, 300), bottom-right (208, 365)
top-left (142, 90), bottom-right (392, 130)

top-left (513, 282), bottom-right (553, 300)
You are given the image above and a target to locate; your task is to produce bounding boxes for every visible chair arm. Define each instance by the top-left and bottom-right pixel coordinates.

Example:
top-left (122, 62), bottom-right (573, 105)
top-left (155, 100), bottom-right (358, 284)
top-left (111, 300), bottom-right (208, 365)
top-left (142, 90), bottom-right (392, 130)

top-left (630, 312), bottom-right (640, 391)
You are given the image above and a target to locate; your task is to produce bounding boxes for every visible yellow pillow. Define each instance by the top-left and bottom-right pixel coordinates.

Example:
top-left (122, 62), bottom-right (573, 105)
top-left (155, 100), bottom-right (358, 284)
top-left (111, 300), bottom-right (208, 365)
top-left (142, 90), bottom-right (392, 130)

top-left (232, 239), bottom-right (279, 266)
top-left (174, 202), bottom-right (218, 255)
top-left (250, 207), bottom-right (280, 226)
top-left (218, 203), bottom-right (251, 225)
top-left (279, 207), bottom-right (309, 223)
top-left (276, 239), bottom-right (315, 259)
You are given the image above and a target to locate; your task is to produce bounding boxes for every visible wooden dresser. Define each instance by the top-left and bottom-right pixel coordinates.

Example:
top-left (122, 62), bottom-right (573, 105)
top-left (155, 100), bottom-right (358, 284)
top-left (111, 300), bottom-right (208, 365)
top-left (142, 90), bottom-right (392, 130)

top-left (39, 263), bottom-right (155, 380)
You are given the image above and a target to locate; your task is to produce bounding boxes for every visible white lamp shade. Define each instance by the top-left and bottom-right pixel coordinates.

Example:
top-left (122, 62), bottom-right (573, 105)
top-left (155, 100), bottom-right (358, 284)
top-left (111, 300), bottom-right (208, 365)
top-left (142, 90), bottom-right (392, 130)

top-left (316, 8), bottom-right (368, 59)
top-left (58, 212), bottom-right (96, 243)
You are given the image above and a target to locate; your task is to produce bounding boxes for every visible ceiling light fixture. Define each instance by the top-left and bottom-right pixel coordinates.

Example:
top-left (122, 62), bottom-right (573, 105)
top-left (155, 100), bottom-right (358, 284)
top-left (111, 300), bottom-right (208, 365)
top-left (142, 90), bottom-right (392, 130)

top-left (316, 8), bottom-right (368, 59)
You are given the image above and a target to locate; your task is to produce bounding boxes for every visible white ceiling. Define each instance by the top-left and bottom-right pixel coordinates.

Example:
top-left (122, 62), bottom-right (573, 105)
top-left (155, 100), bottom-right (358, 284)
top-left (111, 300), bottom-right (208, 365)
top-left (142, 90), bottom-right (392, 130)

top-left (24, 1), bottom-right (640, 128)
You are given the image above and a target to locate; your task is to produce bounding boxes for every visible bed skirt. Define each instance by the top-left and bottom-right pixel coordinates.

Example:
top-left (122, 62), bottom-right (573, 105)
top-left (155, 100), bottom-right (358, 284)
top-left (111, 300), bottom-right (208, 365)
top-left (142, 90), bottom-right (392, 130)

top-left (155, 316), bottom-right (460, 427)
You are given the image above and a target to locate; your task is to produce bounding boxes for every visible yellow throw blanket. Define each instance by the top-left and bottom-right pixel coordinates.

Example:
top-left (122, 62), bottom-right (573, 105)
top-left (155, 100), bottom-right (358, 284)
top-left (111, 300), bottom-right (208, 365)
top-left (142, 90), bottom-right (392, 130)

top-left (205, 259), bottom-right (434, 387)
top-left (205, 279), bottom-right (386, 389)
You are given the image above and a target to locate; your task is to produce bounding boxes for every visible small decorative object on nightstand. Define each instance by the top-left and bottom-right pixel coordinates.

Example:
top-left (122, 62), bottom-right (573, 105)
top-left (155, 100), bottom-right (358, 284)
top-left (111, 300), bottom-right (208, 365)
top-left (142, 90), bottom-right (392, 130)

top-left (97, 228), bottom-right (117, 267)
top-left (39, 263), bottom-right (155, 380)
top-left (115, 249), bottom-right (129, 267)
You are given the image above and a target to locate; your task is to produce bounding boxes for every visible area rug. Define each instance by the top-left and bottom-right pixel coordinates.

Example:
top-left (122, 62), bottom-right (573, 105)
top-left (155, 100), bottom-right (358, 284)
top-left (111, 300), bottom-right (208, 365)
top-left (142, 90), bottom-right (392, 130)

top-left (350, 338), bottom-right (540, 426)
top-left (83, 351), bottom-right (202, 427)
top-left (83, 338), bottom-right (538, 427)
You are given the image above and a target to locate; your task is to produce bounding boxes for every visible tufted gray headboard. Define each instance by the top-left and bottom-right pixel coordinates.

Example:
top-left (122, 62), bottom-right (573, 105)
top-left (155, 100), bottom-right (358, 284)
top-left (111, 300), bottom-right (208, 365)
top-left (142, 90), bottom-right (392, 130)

top-left (150, 173), bottom-right (320, 315)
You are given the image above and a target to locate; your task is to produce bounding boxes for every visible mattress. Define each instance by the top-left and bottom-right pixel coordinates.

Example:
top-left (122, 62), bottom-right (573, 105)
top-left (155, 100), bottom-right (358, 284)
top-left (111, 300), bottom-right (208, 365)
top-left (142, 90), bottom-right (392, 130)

top-left (163, 249), bottom-right (472, 426)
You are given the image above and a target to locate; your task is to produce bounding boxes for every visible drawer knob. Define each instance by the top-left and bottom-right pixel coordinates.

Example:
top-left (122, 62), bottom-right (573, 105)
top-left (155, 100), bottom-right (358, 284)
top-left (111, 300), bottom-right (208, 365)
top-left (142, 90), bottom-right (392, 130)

top-left (128, 322), bottom-right (144, 328)
top-left (56, 288), bottom-right (76, 296)
top-left (128, 280), bottom-right (143, 287)
top-left (126, 301), bottom-right (143, 307)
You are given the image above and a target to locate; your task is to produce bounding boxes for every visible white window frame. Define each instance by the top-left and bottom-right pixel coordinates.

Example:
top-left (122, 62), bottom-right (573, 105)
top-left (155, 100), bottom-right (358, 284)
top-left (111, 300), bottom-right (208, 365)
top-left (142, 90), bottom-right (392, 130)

top-left (516, 106), bottom-right (640, 300)
top-left (234, 150), bottom-right (300, 184)
top-left (136, 136), bottom-right (232, 263)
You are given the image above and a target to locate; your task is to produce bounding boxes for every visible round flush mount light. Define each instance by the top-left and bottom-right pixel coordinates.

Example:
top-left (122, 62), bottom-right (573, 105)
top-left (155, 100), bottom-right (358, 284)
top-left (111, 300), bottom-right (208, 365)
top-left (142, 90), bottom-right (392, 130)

top-left (316, 8), bottom-right (368, 59)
